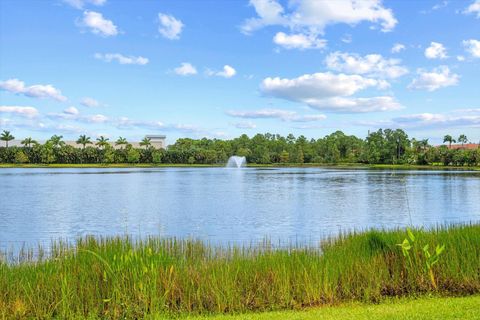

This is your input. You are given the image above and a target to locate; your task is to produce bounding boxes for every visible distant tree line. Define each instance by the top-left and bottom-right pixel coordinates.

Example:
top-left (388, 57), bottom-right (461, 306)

top-left (1, 129), bottom-right (479, 166)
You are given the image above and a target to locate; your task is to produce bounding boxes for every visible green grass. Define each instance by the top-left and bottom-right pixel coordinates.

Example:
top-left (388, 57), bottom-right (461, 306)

top-left (178, 295), bottom-right (480, 320)
top-left (1, 225), bottom-right (479, 319)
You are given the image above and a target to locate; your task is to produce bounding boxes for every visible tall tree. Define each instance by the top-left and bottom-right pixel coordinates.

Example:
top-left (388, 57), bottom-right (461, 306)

top-left (21, 137), bottom-right (37, 148)
top-left (49, 135), bottom-right (65, 148)
top-left (76, 135), bottom-right (92, 149)
top-left (115, 137), bottom-right (128, 149)
top-left (139, 137), bottom-right (152, 149)
top-left (443, 135), bottom-right (455, 148)
top-left (458, 134), bottom-right (468, 147)
top-left (0, 130), bottom-right (14, 147)
top-left (95, 136), bottom-right (110, 149)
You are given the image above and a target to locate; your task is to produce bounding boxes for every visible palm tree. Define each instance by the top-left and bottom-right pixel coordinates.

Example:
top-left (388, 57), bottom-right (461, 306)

top-left (76, 135), bottom-right (92, 149)
top-left (458, 134), bottom-right (468, 147)
top-left (21, 137), bottom-right (37, 147)
top-left (95, 136), bottom-right (110, 149)
top-left (115, 137), bottom-right (128, 149)
top-left (420, 139), bottom-right (429, 152)
top-left (49, 135), bottom-right (65, 148)
top-left (0, 130), bottom-right (14, 147)
top-left (139, 137), bottom-right (152, 149)
top-left (443, 135), bottom-right (456, 148)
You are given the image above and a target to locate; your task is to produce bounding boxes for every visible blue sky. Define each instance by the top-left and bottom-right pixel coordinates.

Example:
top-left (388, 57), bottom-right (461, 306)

top-left (1, 0), bottom-right (479, 145)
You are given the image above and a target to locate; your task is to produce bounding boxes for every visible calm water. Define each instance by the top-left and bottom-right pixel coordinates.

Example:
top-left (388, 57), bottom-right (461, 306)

top-left (1, 167), bottom-right (480, 250)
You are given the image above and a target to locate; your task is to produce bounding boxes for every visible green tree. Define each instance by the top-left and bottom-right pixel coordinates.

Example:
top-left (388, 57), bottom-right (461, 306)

top-left (458, 134), bottom-right (468, 147)
top-left (115, 137), bottom-right (128, 149)
top-left (48, 135), bottom-right (65, 148)
top-left (21, 137), bottom-right (37, 148)
top-left (139, 137), bottom-right (152, 149)
top-left (0, 130), bottom-right (14, 147)
top-left (76, 135), bottom-right (92, 149)
top-left (95, 136), bottom-right (110, 149)
top-left (126, 146), bottom-right (140, 163)
top-left (14, 150), bottom-right (29, 163)
top-left (443, 135), bottom-right (455, 148)
top-left (280, 150), bottom-right (289, 163)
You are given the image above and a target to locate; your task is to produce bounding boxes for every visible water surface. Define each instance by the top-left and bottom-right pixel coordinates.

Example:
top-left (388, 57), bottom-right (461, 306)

top-left (1, 167), bottom-right (479, 251)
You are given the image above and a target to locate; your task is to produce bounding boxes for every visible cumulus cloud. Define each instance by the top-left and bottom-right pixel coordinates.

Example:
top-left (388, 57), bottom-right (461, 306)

top-left (227, 109), bottom-right (326, 122)
top-left (463, 39), bottom-right (480, 58)
top-left (81, 11), bottom-right (118, 36)
top-left (94, 53), bottom-right (149, 65)
top-left (0, 106), bottom-right (39, 118)
top-left (158, 13), bottom-right (184, 40)
top-left (391, 43), bottom-right (405, 53)
top-left (464, 0), bottom-right (480, 18)
top-left (408, 66), bottom-right (459, 91)
top-left (174, 62), bottom-right (198, 76)
top-left (0, 78), bottom-right (67, 102)
top-left (273, 32), bottom-right (326, 50)
top-left (63, 0), bottom-right (106, 9)
top-left (64, 106), bottom-right (80, 115)
top-left (232, 121), bottom-right (257, 129)
top-left (242, 0), bottom-right (397, 47)
top-left (260, 72), bottom-right (402, 113)
top-left (81, 97), bottom-right (102, 107)
top-left (325, 51), bottom-right (408, 79)
top-left (207, 65), bottom-right (237, 78)
top-left (424, 42), bottom-right (448, 59)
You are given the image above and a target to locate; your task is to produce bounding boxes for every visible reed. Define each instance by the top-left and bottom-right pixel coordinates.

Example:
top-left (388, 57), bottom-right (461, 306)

top-left (1, 224), bottom-right (479, 319)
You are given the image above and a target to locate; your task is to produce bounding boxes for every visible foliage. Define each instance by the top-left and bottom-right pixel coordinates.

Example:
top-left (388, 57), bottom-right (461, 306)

top-left (0, 130), bottom-right (479, 166)
top-left (0, 224), bottom-right (478, 318)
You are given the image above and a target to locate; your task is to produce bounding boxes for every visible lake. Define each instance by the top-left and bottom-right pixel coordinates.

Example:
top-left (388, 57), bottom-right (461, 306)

top-left (1, 167), bottom-right (479, 251)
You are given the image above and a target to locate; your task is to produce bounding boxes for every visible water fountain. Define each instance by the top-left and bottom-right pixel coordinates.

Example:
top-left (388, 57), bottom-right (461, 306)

top-left (226, 156), bottom-right (247, 168)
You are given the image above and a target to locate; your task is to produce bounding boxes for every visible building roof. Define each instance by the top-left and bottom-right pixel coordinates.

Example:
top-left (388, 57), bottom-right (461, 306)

top-left (443, 143), bottom-right (479, 150)
top-left (145, 135), bottom-right (166, 139)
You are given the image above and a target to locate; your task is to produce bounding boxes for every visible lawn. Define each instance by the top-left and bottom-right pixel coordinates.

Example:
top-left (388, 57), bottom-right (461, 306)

top-left (177, 295), bottom-right (480, 320)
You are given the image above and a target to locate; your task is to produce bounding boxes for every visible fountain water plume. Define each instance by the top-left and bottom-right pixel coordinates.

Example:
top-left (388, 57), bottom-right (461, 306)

top-left (226, 156), bottom-right (246, 168)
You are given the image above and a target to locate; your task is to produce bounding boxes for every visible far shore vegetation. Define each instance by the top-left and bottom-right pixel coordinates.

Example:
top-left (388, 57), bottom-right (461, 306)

top-left (1, 129), bottom-right (479, 167)
top-left (1, 224), bottom-right (479, 318)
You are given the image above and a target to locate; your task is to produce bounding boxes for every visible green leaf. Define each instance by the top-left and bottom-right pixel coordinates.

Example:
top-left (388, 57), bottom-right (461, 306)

top-left (407, 228), bottom-right (416, 242)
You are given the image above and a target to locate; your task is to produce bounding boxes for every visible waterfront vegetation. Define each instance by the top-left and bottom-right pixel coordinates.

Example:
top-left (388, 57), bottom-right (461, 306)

top-left (1, 224), bottom-right (479, 319)
top-left (1, 129), bottom-right (479, 166)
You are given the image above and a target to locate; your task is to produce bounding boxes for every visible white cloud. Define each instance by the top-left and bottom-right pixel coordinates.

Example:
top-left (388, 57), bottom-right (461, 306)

top-left (64, 0), bottom-right (106, 9)
top-left (80, 97), bottom-right (102, 107)
top-left (463, 39), bottom-right (480, 58)
top-left (273, 32), bottom-right (326, 50)
top-left (260, 72), bottom-right (401, 113)
top-left (81, 11), bottom-right (118, 37)
top-left (391, 43), bottom-right (405, 53)
top-left (158, 13), bottom-right (184, 40)
top-left (94, 53), bottom-right (149, 65)
top-left (227, 109), bottom-right (326, 122)
top-left (64, 106), bottom-right (79, 115)
top-left (174, 62), bottom-right (197, 76)
top-left (242, 0), bottom-right (397, 37)
top-left (87, 114), bottom-right (108, 123)
top-left (207, 65), bottom-right (237, 78)
top-left (424, 42), bottom-right (448, 59)
top-left (0, 106), bottom-right (39, 118)
top-left (233, 121), bottom-right (257, 129)
top-left (409, 66), bottom-right (459, 91)
top-left (464, 0), bottom-right (480, 18)
top-left (0, 78), bottom-right (67, 102)
top-left (392, 112), bottom-right (480, 129)
top-left (457, 55), bottom-right (466, 61)
top-left (325, 51), bottom-right (408, 79)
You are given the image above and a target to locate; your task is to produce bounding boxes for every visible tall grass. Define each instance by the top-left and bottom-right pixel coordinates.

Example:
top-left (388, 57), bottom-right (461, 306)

top-left (1, 224), bottom-right (479, 319)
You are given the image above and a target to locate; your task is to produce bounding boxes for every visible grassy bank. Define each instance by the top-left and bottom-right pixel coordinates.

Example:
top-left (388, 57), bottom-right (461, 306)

top-left (1, 224), bottom-right (479, 319)
top-left (0, 162), bottom-right (479, 170)
top-left (181, 295), bottom-right (480, 320)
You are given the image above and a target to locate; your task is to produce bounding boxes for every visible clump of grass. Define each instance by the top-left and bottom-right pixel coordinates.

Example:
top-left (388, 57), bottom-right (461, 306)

top-left (0, 224), bottom-right (479, 319)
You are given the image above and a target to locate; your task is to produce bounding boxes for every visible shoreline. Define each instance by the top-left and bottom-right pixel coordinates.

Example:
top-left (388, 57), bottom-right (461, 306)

top-left (1, 162), bottom-right (479, 170)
